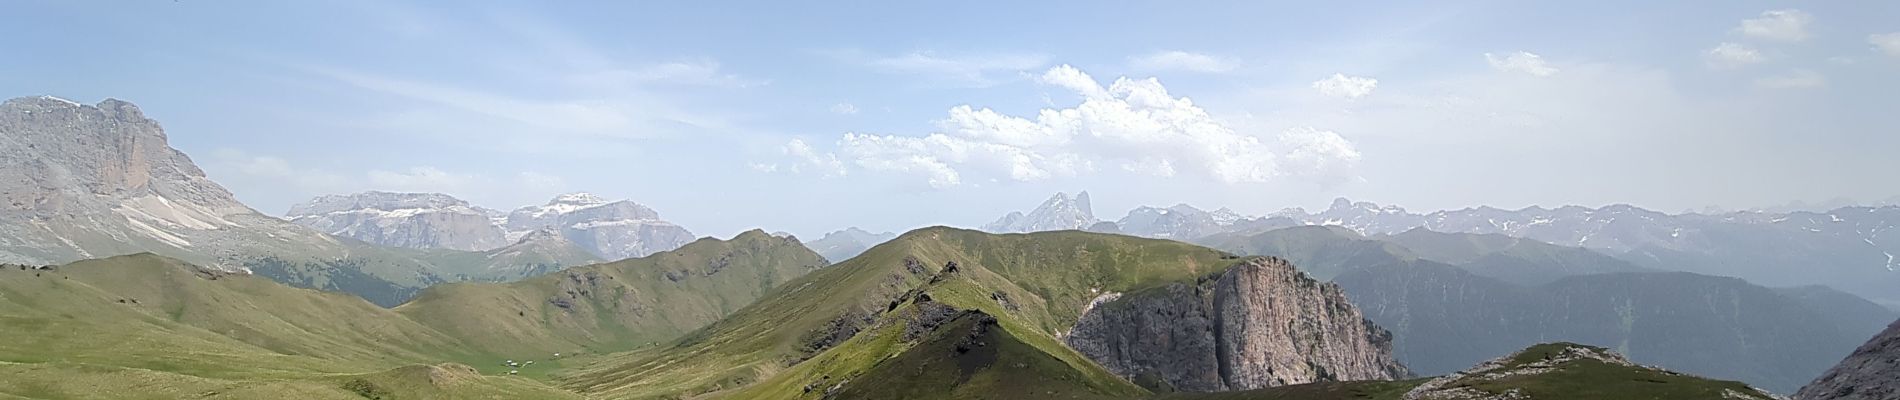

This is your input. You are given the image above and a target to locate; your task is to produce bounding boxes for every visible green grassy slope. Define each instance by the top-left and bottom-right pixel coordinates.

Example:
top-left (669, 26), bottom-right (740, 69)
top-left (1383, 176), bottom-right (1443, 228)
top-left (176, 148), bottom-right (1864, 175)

top-left (395, 229), bottom-right (827, 360)
top-left (0, 254), bottom-right (577, 399)
top-left (561, 227), bottom-right (1231, 399)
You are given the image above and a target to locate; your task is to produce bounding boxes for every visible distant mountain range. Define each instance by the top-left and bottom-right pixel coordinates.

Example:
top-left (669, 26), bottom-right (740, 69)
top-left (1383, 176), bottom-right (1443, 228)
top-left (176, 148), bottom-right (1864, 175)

top-left (287, 191), bottom-right (697, 262)
top-left (986, 192), bottom-right (1900, 306)
top-left (1196, 225), bottom-right (1897, 393)
top-left (803, 227), bottom-right (896, 262)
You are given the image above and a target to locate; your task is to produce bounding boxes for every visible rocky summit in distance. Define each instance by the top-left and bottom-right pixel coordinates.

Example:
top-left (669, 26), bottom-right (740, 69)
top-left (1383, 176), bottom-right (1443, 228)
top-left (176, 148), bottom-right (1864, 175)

top-left (803, 227), bottom-right (896, 262)
top-left (1797, 318), bottom-right (1900, 400)
top-left (286, 191), bottom-right (509, 251)
top-left (1065, 256), bottom-right (1409, 392)
top-left (0, 96), bottom-right (346, 267)
top-left (502, 192), bottom-right (696, 261)
top-left (980, 191), bottom-right (1099, 233)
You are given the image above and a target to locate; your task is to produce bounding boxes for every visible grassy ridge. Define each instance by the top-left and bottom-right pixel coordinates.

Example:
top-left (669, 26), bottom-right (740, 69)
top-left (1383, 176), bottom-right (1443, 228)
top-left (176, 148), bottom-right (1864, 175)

top-left (0, 230), bottom-right (825, 399)
top-left (396, 229), bottom-right (827, 366)
top-left (561, 227), bottom-right (1232, 399)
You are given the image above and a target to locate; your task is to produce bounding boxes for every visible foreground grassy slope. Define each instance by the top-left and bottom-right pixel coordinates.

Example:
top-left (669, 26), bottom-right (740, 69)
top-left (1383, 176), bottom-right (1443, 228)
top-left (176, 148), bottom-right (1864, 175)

top-left (562, 227), bottom-right (1231, 399)
top-left (0, 230), bottom-right (825, 399)
top-left (0, 254), bottom-right (577, 399)
top-left (396, 229), bottom-right (827, 359)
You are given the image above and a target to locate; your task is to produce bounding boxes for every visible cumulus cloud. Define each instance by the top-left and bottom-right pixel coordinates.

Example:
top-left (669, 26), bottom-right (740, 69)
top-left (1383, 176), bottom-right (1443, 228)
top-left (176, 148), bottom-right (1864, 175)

top-left (1754, 70), bottom-right (1825, 89)
top-left (830, 103), bottom-right (860, 115)
top-left (779, 138), bottom-right (848, 177)
top-left (1737, 9), bottom-right (1813, 42)
top-left (1704, 42), bottom-right (1766, 69)
top-left (1312, 74), bottom-right (1379, 99)
top-left (1485, 52), bottom-right (1559, 76)
top-left (772, 65), bottom-right (1359, 188)
top-left (1128, 51), bottom-right (1239, 73)
top-left (1872, 33), bottom-right (1900, 57)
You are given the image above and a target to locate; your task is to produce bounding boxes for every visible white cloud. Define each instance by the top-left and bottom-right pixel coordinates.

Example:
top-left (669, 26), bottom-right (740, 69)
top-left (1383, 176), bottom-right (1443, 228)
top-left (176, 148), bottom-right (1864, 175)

top-left (1872, 33), bottom-right (1900, 57)
top-left (1737, 9), bottom-right (1813, 42)
top-left (1704, 42), bottom-right (1766, 69)
top-left (830, 103), bottom-right (860, 115)
top-left (1311, 74), bottom-right (1379, 99)
top-left (1754, 70), bottom-right (1826, 89)
top-left (781, 138), bottom-right (847, 177)
top-left (1485, 52), bottom-right (1559, 76)
top-left (1127, 51), bottom-right (1239, 73)
top-left (835, 50), bottom-right (1049, 87)
top-left (781, 65), bottom-right (1359, 188)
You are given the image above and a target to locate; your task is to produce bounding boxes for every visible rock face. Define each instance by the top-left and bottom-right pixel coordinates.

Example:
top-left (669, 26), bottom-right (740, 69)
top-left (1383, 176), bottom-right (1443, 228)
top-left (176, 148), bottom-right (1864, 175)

top-left (502, 193), bottom-right (695, 261)
top-left (981, 191), bottom-right (1098, 233)
top-left (0, 96), bottom-right (343, 266)
top-left (1797, 318), bottom-right (1900, 400)
top-left (286, 192), bottom-right (508, 251)
top-left (1065, 257), bottom-right (1408, 392)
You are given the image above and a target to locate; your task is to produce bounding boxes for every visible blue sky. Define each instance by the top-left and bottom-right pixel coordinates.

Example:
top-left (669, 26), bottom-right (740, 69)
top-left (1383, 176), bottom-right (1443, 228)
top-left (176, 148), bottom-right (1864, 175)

top-left (5, 0), bottom-right (1899, 238)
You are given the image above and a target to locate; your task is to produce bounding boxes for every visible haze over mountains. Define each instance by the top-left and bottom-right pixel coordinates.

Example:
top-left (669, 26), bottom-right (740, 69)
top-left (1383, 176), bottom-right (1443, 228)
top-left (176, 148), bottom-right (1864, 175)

top-left (288, 190), bottom-right (697, 261)
top-left (981, 191), bottom-right (1900, 306)
top-left (3, 95), bottom-right (1894, 399)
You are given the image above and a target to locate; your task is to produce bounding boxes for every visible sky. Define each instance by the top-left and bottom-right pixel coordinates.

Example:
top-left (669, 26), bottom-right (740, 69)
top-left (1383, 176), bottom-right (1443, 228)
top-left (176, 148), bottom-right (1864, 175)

top-left (4, 0), bottom-right (1899, 239)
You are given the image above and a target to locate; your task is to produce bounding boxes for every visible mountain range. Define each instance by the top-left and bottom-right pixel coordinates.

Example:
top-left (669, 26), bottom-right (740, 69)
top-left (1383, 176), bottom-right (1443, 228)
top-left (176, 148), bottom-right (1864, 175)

top-left (1195, 225), bottom-right (1897, 393)
top-left (287, 191), bottom-right (697, 262)
top-left (983, 192), bottom-right (1900, 306)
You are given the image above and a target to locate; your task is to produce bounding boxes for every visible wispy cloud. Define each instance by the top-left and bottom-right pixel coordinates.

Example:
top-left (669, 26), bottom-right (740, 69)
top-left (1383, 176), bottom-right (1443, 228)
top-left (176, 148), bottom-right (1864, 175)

top-left (1312, 74), bottom-right (1379, 99)
top-left (1127, 51), bottom-right (1239, 73)
top-left (1872, 33), bottom-right (1900, 57)
top-left (828, 49), bottom-right (1049, 88)
top-left (567, 59), bottom-right (766, 89)
top-left (1704, 42), bottom-right (1766, 69)
top-left (1736, 9), bottom-right (1813, 42)
top-left (1485, 52), bottom-right (1559, 76)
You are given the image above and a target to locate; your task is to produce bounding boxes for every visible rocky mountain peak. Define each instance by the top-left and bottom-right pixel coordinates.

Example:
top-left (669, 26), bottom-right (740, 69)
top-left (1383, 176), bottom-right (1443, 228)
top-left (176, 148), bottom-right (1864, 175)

top-left (980, 191), bottom-right (1099, 233)
top-left (550, 192), bottom-right (608, 206)
top-left (285, 191), bottom-right (507, 252)
top-left (1, 96), bottom-right (341, 265)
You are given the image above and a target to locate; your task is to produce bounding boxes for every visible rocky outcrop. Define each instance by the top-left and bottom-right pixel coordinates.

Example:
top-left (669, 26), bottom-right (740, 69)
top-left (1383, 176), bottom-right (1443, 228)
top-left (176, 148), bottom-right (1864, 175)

top-left (1065, 257), bottom-right (1408, 392)
top-left (1797, 318), bottom-right (1900, 400)
top-left (287, 191), bottom-right (508, 251)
